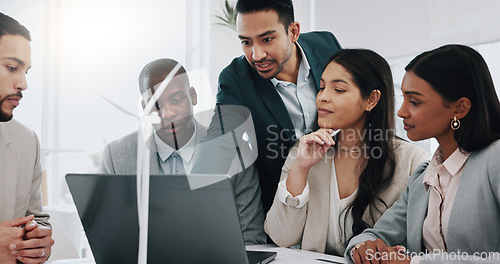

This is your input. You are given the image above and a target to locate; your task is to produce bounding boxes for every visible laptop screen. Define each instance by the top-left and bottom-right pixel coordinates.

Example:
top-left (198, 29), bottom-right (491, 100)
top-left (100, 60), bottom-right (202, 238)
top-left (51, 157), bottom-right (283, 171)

top-left (66, 174), bottom-right (271, 264)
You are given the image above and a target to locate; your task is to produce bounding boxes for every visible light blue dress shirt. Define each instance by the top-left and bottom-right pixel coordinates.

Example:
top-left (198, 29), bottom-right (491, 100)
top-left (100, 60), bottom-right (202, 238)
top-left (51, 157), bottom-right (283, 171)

top-left (154, 124), bottom-right (198, 174)
top-left (271, 42), bottom-right (317, 139)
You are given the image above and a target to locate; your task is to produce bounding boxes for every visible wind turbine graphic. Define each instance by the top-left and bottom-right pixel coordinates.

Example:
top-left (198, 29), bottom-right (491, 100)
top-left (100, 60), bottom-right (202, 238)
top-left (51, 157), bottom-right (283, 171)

top-left (98, 63), bottom-right (182, 264)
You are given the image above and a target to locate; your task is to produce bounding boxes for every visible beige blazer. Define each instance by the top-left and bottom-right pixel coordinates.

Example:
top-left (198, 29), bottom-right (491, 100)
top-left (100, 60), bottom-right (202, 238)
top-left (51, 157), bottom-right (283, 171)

top-left (0, 119), bottom-right (49, 225)
top-left (264, 138), bottom-right (428, 254)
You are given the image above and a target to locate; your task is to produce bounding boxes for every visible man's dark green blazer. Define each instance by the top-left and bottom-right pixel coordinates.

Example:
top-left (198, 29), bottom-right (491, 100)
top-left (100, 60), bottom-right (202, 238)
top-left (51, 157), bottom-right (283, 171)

top-left (213, 31), bottom-right (341, 213)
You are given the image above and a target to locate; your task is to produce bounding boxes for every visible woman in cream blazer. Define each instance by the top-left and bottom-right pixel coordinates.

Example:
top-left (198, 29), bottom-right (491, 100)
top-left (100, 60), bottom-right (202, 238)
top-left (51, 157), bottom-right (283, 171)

top-left (265, 139), bottom-right (427, 255)
top-left (264, 49), bottom-right (428, 256)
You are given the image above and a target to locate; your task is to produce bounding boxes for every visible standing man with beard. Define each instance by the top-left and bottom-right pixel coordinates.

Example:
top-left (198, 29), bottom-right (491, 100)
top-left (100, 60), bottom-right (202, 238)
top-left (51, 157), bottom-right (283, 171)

top-left (194, 0), bottom-right (342, 216)
top-left (0, 12), bottom-right (54, 263)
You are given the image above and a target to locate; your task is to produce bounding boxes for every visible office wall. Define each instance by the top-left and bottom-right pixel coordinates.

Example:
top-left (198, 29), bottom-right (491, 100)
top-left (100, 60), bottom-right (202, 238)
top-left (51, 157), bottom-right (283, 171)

top-left (203, 0), bottom-right (500, 89)
top-left (312, 0), bottom-right (500, 59)
top-left (54, 0), bottom-right (189, 204)
top-left (2, 0), bottom-right (189, 204)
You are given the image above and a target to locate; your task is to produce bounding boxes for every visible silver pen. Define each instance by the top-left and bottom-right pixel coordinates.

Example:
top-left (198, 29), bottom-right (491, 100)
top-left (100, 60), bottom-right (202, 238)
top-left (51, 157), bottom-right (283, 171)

top-left (330, 129), bottom-right (340, 137)
top-left (315, 258), bottom-right (344, 264)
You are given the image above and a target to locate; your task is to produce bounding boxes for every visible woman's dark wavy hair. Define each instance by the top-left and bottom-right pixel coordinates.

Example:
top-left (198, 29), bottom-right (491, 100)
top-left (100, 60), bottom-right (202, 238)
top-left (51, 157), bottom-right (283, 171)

top-left (327, 49), bottom-right (397, 242)
top-left (405, 44), bottom-right (500, 152)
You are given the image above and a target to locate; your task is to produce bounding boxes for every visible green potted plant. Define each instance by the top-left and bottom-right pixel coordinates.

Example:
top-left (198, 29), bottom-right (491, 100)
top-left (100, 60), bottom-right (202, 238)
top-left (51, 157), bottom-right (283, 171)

top-left (215, 0), bottom-right (237, 32)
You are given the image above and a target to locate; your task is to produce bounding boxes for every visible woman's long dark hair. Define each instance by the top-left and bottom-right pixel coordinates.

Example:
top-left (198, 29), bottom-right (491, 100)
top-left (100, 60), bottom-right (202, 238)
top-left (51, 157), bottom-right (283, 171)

top-left (327, 49), bottom-right (397, 242)
top-left (405, 44), bottom-right (500, 152)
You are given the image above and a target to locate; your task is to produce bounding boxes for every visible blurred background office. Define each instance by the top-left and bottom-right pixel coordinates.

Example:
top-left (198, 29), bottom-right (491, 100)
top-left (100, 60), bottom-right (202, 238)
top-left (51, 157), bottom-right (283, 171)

top-left (2, 0), bottom-right (499, 258)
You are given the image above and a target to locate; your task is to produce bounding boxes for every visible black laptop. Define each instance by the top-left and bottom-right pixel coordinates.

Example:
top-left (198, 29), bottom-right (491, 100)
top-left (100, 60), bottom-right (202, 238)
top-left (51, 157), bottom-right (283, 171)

top-left (66, 174), bottom-right (276, 264)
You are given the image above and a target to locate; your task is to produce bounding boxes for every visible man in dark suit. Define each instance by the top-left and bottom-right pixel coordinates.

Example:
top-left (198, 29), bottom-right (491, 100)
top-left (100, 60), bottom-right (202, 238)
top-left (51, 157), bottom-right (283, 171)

top-left (194, 0), bottom-right (341, 216)
top-left (225, 0), bottom-right (341, 212)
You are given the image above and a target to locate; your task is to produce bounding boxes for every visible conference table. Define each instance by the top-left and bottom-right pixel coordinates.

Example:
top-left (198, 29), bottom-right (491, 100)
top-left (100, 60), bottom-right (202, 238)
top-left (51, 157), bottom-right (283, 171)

top-left (248, 244), bottom-right (347, 264)
top-left (47, 244), bottom-right (346, 263)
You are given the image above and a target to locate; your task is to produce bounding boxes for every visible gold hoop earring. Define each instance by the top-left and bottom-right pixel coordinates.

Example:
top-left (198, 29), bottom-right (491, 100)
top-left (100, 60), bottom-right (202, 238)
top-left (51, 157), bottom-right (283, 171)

top-left (451, 116), bottom-right (460, 130)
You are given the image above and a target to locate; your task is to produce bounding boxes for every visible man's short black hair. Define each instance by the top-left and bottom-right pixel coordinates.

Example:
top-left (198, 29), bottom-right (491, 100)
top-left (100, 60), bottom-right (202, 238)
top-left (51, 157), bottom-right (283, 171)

top-left (0, 12), bottom-right (31, 41)
top-left (236, 0), bottom-right (294, 30)
top-left (138, 58), bottom-right (188, 96)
